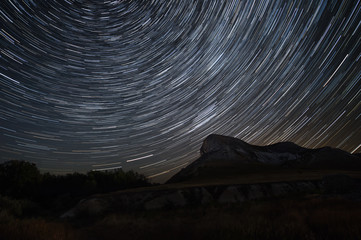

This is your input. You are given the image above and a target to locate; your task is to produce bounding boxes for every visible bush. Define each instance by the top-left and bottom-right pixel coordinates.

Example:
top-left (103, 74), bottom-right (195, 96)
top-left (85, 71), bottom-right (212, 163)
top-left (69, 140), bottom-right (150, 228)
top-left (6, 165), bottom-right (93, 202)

top-left (0, 195), bottom-right (40, 219)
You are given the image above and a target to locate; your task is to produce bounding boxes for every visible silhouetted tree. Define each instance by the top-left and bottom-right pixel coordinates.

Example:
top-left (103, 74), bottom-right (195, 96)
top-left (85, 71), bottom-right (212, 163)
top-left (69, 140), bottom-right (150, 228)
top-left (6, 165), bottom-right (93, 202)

top-left (0, 160), bottom-right (41, 198)
top-left (0, 160), bottom-right (150, 212)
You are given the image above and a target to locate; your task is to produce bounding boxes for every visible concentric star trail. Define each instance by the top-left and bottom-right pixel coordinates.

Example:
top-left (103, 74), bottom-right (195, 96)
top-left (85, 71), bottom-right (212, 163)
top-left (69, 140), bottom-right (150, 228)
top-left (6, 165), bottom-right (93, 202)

top-left (1, 0), bottom-right (360, 182)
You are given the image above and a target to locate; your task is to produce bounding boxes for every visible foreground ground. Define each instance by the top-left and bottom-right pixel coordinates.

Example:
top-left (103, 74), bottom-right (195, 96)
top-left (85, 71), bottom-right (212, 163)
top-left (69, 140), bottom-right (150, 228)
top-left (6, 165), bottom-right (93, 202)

top-left (1, 166), bottom-right (361, 240)
top-left (1, 193), bottom-right (361, 240)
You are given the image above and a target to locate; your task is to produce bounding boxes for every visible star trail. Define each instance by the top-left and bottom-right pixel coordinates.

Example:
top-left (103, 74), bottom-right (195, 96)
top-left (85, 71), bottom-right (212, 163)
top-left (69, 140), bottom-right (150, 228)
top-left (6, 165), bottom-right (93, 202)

top-left (1, 0), bottom-right (360, 182)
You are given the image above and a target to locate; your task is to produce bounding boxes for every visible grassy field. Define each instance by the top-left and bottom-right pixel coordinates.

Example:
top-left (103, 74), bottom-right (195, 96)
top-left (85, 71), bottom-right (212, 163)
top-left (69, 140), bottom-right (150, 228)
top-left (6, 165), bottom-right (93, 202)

top-left (1, 195), bottom-right (361, 240)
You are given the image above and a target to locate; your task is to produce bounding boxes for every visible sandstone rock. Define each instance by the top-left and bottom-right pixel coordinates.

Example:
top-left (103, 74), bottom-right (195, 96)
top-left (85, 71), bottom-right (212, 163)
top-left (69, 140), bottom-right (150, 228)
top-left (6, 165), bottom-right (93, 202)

top-left (62, 180), bottom-right (329, 218)
top-left (218, 186), bottom-right (245, 203)
top-left (247, 185), bottom-right (266, 200)
top-left (64, 198), bottom-right (108, 217)
top-left (144, 190), bottom-right (187, 210)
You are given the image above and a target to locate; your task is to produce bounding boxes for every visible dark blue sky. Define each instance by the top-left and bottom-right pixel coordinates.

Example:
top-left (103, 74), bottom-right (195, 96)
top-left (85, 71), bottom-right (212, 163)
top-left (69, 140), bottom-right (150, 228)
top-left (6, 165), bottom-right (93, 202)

top-left (1, 0), bottom-right (360, 182)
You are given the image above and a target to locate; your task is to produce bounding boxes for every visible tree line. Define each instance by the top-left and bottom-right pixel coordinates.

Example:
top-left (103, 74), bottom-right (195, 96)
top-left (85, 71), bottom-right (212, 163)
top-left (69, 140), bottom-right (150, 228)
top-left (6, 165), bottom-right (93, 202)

top-left (0, 160), bottom-right (151, 215)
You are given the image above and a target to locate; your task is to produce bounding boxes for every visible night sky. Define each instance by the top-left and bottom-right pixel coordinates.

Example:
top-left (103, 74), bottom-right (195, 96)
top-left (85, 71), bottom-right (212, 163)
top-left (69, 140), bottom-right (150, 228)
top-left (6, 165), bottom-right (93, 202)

top-left (1, 0), bottom-right (360, 182)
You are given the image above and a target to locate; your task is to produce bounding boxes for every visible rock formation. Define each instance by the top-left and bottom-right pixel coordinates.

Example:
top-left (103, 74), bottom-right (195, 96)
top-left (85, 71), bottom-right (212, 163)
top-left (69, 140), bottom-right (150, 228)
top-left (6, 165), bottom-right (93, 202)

top-left (168, 134), bottom-right (361, 183)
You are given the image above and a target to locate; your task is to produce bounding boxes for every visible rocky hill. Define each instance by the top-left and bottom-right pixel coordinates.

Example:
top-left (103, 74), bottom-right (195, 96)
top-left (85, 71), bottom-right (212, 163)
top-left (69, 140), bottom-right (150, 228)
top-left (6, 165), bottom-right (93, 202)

top-left (167, 134), bottom-right (361, 183)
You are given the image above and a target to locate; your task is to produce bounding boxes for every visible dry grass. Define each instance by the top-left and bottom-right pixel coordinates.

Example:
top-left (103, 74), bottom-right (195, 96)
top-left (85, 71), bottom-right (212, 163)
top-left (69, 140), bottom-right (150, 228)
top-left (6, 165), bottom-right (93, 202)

top-left (1, 196), bottom-right (361, 240)
top-left (0, 218), bottom-right (83, 240)
top-left (79, 196), bottom-right (361, 240)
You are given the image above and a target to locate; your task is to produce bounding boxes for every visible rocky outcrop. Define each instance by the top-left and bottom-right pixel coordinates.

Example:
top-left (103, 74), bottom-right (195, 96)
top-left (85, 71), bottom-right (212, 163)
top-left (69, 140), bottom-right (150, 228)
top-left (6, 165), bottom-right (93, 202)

top-left (200, 134), bottom-right (257, 161)
top-left (62, 180), bottom-right (325, 218)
